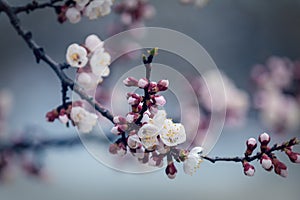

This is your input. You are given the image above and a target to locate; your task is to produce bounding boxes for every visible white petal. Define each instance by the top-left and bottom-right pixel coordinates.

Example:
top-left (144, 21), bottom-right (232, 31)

top-left (137, 124), bottom-right (159, 138)
top-left (85, 34), bottom-right (103, 53)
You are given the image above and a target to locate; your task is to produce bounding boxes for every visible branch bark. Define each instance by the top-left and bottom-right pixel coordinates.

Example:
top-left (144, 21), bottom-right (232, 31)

top-left (202, 138), bottom-right (299, 164)
top-left (0, 0), bottom-right (114, 123)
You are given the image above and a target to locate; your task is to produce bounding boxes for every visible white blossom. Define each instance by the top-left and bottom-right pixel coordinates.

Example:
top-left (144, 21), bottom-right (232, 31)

top-left (74, 0), bottom-right (90, 9)
top-left (65, 7), bottom-right (81, 24)
top-left (159, 119), bottom-right (186, 147)
top-left (137, 124), bottom-right (159, 150)
top-left (66, 44), bottom-right (88, 68)
top-left (84, 0), bottom-right (113, 20)
top-left (183, 147), bottom-right (203, 175)
top-left (90, 50), bottom-right (111, 78)
top-left (127, 134), bottom-right (142, 149)
top-left (70, 106), bottom-right (98, 133)
top-left (77, 72), bottom-right (98, 90)
top-left (58, 114), bottom-right (69, 124)
top-left (85, 34), bottom-right (104, 53)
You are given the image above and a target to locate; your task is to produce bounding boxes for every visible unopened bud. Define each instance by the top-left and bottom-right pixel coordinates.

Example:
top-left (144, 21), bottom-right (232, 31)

top-left (272, 158), bottom-right (288, 178)
top-left (245, 137), bottom-right (257, 156)
top-left (110, 126), bottom-right (120, 135)
top-left (154, 95), bottom-right (166, 106)
top-left (285, 149), bottom-right (300, 163)
top-left (243, 161), bottom-right (255, 176)
top-left (138, 78), bottom-right (149, 89)
top-left (58, 114), bottom-right (69, 124)
top-left (148, 82), bottom-right (158, 93)
top-left (157, 79), bottom-right (169, 91)
top-left (260, 154), bottom-right (273, 171)
top-left (259, 132), bottom-right (271, 145)
top-left (113, 116), bottom-right (127, 124)
top-left (123, 77), bottom-right (138, 87)
top-left (165, 162), bottom-right (177, 179)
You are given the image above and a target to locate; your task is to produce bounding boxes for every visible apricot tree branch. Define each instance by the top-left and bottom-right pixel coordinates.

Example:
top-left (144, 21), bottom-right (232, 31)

top-left (0, 0), bottom-right (114, 123)
top-left (202, 138), bottom-right (299, 164)
top-left (13, 0), bottom-right (64, 14)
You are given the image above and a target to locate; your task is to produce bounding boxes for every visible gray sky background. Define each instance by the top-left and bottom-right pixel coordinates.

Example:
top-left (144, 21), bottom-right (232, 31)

top-left (1, 0), bottom-right (300, 200)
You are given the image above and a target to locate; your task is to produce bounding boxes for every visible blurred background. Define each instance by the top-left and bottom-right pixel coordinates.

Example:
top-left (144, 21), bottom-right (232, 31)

top-left (0, 0), bottom-right (300, 200)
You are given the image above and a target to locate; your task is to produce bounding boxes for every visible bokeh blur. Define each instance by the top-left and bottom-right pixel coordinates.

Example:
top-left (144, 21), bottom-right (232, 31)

top-left (1, 0), bottom-right (300, 200)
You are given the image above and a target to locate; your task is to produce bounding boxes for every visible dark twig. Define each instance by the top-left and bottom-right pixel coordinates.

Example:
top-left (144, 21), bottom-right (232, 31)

top-left (202, 138), bottom-right (299, 164)
top-left (135, 50), bottom-right (156, 124)
top-left (0, 0), bottom-right (114, 123)
top-left (13, 0), bottom-right (64, 14)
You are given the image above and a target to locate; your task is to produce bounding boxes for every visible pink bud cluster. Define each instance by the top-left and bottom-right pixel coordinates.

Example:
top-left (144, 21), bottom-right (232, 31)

top-left (243, 132), bottom-right (300, 177)
top-left (114, 0), bottom-right (155, 26)
top-left (123, 77), bottom-right (169, 119)
top-left (45, 101), bottom-right (82, 126)
top-left (107, 73), bottom-right (172, 176)
top-left (251, 56), bottom-right (300, 133)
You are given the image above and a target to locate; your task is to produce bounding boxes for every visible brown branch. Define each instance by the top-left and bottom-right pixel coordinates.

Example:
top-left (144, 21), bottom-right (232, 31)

top-left (0, 0), bottom-right (114, 123)
top-left (135, 52), bottom-right (155, 124)
top-left (13, 0), bottom-right (64, 14)
top-left (202, 138), bottom-right (299, 164)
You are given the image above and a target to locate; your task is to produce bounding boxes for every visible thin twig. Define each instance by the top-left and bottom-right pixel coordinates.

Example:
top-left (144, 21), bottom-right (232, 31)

top-left (0, 0), bottom-right (114, 123)
top-left (13, 0), bottom-right (64, 14)
top-left (135, 53), bottom-right (154, 124)
top-left (202, 138), bottom-right (299, 164)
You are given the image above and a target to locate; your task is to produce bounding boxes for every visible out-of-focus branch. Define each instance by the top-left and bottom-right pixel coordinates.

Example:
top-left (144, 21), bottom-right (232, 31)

top-left (0, 134), bottom-right (105, 153)
top-left (0, 0), bottom-right (114, 123)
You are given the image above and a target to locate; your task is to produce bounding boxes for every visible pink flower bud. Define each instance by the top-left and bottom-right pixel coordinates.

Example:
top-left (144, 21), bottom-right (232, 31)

top-left (149, 106), bottom-right (158, 115)
top-left (123, 77), bottom-right (138, 87)
top-left (259, 132), bottom-right (270, 145)
top-left (260, 154), bottom-right (273, 171)
top-left (126, 112), bottom-right (139, 123)
top-left (138, 78), bottom-right (149, 89)
top-left (154, 95), bottom-right (166, 106)
top-left (148, 81), bottom-right (158, 93)
top-left (46, 110), bottom-right (58, 122)
top-left (157, 79), bottom-right (169, 91)
top-left (138, 152), bottom-right (149, 164)
top-left (113, 116), bottom-right (127, 124)
top-left (149, 153), bottom-right (164, 168)
top-left (111, 126), bottom-right (120, 135)
top-left (165, 162), bottom-right (177, 179)
top-left (245, 138), bottom-right (257, 156)
top-left (58, 114), bottom-right (69, 124)
top-left (117, 143), bottom-right (127, 156)
top-left (117, 124), bottom-right (128, 132)
top-left (285, 149), bottom-right (300, 163)
top-left (127, 134), bottom-right (142, 149)
top-left (109, 143), bottom-right (118, 154)
top-left (243, 161), bottom-right (255, 176)
top-left (127, 93), bottom-right (142, 105)
top-left (272, 158), bottom-right (288, 177)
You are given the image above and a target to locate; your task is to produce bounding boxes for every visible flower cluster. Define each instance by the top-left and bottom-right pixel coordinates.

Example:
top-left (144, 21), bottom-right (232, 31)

top-left (66, 34), bottom-right (111, 91)
top-left (108, 0), bottom-right (155, 36)
top-left (251, 56), bottom-right (300, 133)
top-left (242, 132), bottom-right (299, 177)
top-left (106, 49), bottom-right (205, 178)
top-left (114, 0), bottom-right (155, 26)
top-left (57, 0), bottom-right (113, 24)
top-left (46, 101), bottom-right (98, 133)
top-left (190, 71), bottom-right (249, 126)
